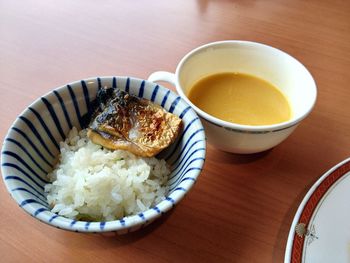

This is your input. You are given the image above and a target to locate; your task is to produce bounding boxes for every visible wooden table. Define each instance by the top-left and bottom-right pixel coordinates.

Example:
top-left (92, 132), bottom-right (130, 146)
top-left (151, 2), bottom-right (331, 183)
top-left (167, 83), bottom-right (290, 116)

top-left (1, 0), bottom-right (350, 262)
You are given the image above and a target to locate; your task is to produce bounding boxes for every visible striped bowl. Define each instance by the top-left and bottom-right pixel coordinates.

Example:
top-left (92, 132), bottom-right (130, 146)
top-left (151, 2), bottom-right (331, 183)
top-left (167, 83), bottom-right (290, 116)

top-left (1, 76), bottom-right (206, 233)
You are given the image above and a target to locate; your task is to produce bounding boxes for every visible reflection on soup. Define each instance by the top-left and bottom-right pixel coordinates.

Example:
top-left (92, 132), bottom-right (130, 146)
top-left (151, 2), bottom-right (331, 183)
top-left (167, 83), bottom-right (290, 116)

top-left (188, 72), bottom-right (291, 126)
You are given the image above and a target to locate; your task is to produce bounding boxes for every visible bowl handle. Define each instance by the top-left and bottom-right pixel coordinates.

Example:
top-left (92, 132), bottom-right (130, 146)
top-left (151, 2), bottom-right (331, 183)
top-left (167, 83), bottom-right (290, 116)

top-left (148, 71), bottom-right (176, 86)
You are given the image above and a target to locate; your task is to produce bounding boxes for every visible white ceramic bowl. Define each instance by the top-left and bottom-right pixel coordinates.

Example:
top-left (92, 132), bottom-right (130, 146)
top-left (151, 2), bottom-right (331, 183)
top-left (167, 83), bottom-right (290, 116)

top-left (149, 41), bottom-right (317, 154)
top-left (1, 76), bottom-right (206, 233)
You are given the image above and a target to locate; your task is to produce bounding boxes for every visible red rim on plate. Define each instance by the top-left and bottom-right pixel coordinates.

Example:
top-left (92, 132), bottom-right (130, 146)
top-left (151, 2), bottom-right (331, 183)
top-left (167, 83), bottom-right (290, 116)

top-left (287, 159), bottom-right (350, 263)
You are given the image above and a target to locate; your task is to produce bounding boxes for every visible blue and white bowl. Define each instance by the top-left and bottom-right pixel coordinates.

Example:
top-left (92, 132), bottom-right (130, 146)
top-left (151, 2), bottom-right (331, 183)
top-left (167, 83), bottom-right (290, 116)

top-left (1, 76), bottom-right (206, 233)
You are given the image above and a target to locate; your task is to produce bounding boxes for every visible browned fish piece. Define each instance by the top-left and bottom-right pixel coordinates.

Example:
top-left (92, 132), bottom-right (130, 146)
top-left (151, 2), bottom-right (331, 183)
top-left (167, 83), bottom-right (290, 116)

top-left (87, 87), bottom-right (182, 157)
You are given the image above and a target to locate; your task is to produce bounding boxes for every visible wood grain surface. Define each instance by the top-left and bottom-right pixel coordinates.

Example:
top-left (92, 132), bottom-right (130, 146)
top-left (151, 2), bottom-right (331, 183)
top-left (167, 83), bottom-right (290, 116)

top-left (1, 0), bottom-right (350, 262)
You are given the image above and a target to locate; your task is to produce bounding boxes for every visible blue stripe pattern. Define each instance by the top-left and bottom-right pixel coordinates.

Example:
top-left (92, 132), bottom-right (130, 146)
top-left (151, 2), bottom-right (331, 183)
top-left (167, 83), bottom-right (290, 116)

top-left (40, 98), bottom-right (65, 140)
top-left (5, 176), bottom-right (46, 198)
top-left (2, 152), bottom-right (48, 182)
top-left (179, 106), bottom-right (191, 119)
top-left (164, 118), bottom-right (202, 160)
top-left (138, 213), bottom-right (145, 220)
top-left (34, 208), bottom-right (48, 216)
top-left (1, 76), bottom-right (205, 233)
top-left (12, 187), bottom-right (47, 204)
top-left (6, 138), bottom-right (49, 174)
top-left (81, 80), bottom-right (91, 116)
top-left (150, 85), bottom-right (159, 102)
top-left (174, 187), bottom-right (186, 192)
top-left (170, 140), bottom-right (204, 167)
top-left (153, 207), bottom-right (161, 214)
top-left (138, 80), bottom-right (145, 98)
top-left (20, 199), bottom-right (43, 207)
top-left (181, 177), bottom-right (196, 182)
top-left (3, 163), bottom-right (46, 189)
top-left (169, 160), bottom-right (204, 189)
top-left (166, 197), bottom-right (175, 206)
top-left (49, 215), bottom-right (59, 222)
top-left (3, 152), bottom-right (33, 178)
top-left (28, 107), bottom-right (61, 149)
top-left (67, 84), bottom-right (83, 129)
top-left (161, 90), bottom-right (170, 107)
top-left (170, 156), bottom-right (205, 180)
top-left (169, 96), bottom-right (181, 113)
top-left (54, 90), bottom-right (73, 129)
top-left (19, 116), bottom-right (56, 157)
top-left (125, 78), bottom-right (130, 92)
top-left (11, 127), bottom-right (54, 167)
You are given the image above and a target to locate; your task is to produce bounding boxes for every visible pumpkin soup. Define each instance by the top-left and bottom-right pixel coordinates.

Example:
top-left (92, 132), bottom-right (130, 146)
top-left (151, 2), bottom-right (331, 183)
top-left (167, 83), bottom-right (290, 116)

top-left (188, 72), bottom-right (291, 126)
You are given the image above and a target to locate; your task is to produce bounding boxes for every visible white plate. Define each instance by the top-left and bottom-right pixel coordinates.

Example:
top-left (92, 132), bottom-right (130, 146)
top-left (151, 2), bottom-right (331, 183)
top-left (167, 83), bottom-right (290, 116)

top-left (285, 158), bottom-right (350, 263)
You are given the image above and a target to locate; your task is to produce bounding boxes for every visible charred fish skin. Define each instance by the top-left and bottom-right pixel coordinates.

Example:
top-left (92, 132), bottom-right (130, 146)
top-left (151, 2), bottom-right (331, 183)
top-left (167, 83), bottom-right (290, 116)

top-left (81, 86), bottom-right (115, 128)
top-left (87, 87), bottom-right (182, 157)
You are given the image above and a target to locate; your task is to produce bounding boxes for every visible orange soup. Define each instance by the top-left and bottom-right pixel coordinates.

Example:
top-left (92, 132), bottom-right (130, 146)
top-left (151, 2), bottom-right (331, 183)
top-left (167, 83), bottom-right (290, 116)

top-left (188, 72), bottom-right (291, 126)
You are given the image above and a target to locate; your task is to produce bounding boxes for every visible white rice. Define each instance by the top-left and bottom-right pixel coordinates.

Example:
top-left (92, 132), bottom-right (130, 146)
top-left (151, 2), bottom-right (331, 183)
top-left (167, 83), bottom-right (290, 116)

top-left (44, 127), bottom-right (170, 221)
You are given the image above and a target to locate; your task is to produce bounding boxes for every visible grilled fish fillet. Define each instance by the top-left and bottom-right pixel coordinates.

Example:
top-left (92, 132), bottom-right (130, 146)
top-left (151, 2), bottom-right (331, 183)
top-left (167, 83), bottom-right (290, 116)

top-left (87, 87), bottom-right (182, 157)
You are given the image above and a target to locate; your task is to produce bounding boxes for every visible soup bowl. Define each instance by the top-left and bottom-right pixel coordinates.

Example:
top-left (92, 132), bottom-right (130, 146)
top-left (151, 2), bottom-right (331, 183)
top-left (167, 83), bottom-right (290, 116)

top-left (149, 41), bottom-right (317, 154)
top-left (1, 76), bottom-right (206, 233)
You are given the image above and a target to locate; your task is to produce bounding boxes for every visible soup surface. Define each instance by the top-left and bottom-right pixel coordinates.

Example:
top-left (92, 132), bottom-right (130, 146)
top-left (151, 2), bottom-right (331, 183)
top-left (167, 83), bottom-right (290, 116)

top-left (188, 72), bottom-right (291, 126)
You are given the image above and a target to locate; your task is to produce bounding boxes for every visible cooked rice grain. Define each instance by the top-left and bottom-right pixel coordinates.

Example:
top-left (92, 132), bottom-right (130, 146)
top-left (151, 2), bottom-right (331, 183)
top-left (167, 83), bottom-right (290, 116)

top-left (45, 127), bottom-right (170, 221)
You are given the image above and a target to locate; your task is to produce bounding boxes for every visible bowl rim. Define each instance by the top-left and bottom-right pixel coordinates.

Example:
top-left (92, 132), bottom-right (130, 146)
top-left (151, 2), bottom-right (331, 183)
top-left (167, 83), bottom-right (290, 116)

top-left (1, 76), bottom-right (206, 233)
